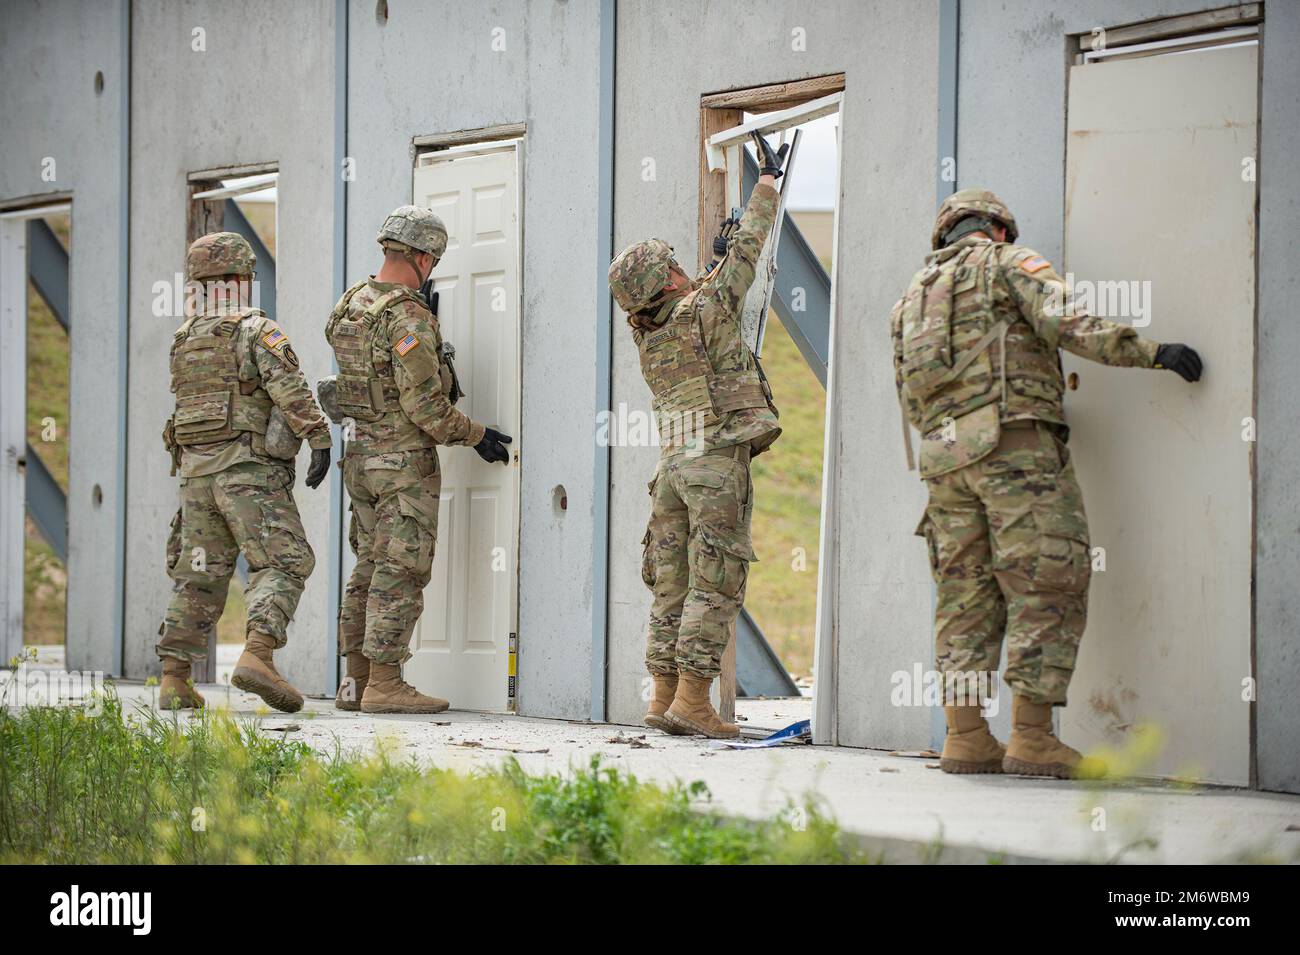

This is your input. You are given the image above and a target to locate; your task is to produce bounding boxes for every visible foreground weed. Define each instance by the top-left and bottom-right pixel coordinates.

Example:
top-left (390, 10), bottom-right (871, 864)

top-left (0, 693), bottom-right (860, 864)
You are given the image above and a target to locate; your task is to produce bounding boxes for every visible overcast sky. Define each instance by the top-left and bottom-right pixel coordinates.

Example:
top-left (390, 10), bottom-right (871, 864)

top-left (746, 112), bottom-right (839, 212)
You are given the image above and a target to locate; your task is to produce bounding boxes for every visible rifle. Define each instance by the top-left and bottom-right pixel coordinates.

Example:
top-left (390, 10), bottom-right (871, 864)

top-left (419, 280), bottom-right (465, 405)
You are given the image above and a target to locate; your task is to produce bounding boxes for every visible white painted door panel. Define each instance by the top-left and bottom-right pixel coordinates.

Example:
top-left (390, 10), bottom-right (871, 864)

top-left (408, 147), bottom-right (521, 711)
top-left (1063, 46), bottom-right (1256, 784)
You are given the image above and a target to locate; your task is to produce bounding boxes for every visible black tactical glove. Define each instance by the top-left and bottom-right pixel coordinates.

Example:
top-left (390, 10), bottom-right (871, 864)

top-left (750, 131), bottom-right (791, 179)
top-left (305, 447), bottom-right (332, 489)
top-left (712, 213), bottom-right (740, 258)
top-left (474, 427), bottom-right (512, 465)
top-left (419, 278), bottom-right (439, 317)
top-left (1154, 343), bottom-right (1203, 383)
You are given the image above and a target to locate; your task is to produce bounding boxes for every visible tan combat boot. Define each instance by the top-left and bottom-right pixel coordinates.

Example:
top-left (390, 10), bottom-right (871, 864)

top-left (939, 704), bottom-right (1005, 774)
top-left (1003, 695), bottom-right (1087, 779)
top-left (231, 631), bottom-right (304, 713)
top-left (335, 652), bottom-right (370, 712)
top-left (360, 662), bottom-right (449, 714)
top-left (663, 674), bottom-right (739, 739)
top-left (159, 657), bottom-right (205, 710)
top-left (643, 672), bottom-right (678, 732)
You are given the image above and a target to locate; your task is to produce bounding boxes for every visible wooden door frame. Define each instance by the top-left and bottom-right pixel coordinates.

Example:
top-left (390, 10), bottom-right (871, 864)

top-left (697, 74), bottom-right (844, 721)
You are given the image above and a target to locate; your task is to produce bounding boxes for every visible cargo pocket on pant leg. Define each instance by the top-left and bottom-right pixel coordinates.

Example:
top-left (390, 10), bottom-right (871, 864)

top-left (1034, 534), bottom-right (1090, 595)
top-left (389, 490), bottom-right (437, 578)
top-left (692, 525), bottom-right (755, 601)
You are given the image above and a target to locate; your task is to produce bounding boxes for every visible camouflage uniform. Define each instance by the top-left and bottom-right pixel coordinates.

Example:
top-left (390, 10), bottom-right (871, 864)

top-left (326, 209), bottom-right (483, 665)
top-left (614, 182), bottom-right (782, 679)
top-left (158, 235), bottom-right (332, 662)
top-left (892, 191), bottom-right (1160, 705)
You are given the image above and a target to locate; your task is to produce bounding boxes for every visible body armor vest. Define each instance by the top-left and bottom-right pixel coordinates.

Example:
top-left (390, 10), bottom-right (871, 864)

top-left (633, 291), bottom-right (770, 439)
top-left (169, 308), bottom-right (273, 446)
top-left (899, 241), bottom-right (1064, 437)
top-left (327, 281), bottom-right (439, 455)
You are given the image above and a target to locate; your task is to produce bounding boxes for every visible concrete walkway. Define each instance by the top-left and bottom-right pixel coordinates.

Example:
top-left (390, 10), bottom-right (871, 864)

top-left (8, 666), bottom-right (1297, 865)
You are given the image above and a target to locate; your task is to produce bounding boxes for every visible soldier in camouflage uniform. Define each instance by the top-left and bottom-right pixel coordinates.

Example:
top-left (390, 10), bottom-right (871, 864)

top-left (892, 189), bottom-right (1203, 777)
top-left (609, 133), bottom-right (787, 739)
top-left (325, 206), bottom-right (511, 714)
top-left (158, 232), bottom-right (333, 712)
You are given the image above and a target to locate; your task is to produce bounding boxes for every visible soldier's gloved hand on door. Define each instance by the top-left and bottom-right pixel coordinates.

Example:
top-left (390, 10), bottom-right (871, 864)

top-left (305, 447), bottom-right (332, 489)
top-left (474, 427), bottom-right (512, 465)
top-left (419, 278), bottom-right (439, 317)
top-left (1154, 343), bottom-right (1204, 382)
top-left (750, 131), bottom-right (790, 179)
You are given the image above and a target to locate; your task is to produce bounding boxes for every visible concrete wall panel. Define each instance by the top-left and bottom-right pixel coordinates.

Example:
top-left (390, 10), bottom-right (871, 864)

top-left (125, 0), bottom-right (338, 690)
top-left (1255, 0), bottom-right (1300, 794)
top-left (0, 0), bottom-right (127, 675)
top-left (347, 0), bottom-right (604, 717)
top-left (611, 0), bottom-right (939, 747)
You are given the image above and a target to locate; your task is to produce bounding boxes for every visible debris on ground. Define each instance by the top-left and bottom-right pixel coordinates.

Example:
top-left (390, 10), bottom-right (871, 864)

top-left (712, 719), bottom-right (811, 750)
top-left (606, 731), bottom-right (653, 748)
top-left (454, 740), bottom-right (550, 755)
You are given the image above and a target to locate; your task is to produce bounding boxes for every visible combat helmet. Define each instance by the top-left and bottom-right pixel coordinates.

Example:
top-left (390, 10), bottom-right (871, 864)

top-left (931, 189), bottom-right (1019, 250)
top-left (186, 232), bottom-right (255, 281)
top-left (608, 238), bottom-right (676, 314)
top-left (377, 205), bottom-right (448, 259)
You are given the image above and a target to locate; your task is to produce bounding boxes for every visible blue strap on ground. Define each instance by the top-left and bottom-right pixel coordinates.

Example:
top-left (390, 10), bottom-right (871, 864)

top-left (712, 719), bottom-right (811, 749)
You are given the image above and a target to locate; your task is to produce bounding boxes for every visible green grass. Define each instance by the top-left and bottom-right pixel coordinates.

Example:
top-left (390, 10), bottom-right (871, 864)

top-left (748, 312), bottom-right (825, 680)
top-left (218, 579), bottom-right (249, 644)
top-left (0, 694), bottom-right (860, 864)
top-left (22, 519), bottom-right (65, 646)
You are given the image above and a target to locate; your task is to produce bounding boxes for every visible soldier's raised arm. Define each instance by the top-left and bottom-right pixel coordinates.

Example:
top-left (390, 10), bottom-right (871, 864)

top-left (699, 132), bottom-right (788, 316)
top-left (387, 301), bottom-right (485, 447)
top-left (1000, 248), bottom-right (1160, 368)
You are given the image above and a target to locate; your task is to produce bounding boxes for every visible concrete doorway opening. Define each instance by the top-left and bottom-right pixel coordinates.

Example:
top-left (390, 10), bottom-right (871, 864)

top-left (183, 166), bottom-right (281, 683)
top-left (406, 130), bottom-right (524, 714)
top-left (698, 76), bottom-right (844, 735)
top-left (1, 202), bottom-right (73, 668)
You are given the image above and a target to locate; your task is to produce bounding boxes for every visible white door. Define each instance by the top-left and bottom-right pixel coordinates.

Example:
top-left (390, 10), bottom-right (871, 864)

top-left (406, 143), bottom-right (522, 712)
top-left (1062, 43), bottom-right (1257, 784)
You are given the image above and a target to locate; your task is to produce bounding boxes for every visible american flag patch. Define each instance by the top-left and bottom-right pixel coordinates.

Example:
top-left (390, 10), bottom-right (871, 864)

top-left (395, 333), bottom-right (419, 356)
top-left (262, 328), bottom-right (288, 350)
top-left (1020, 256), bottom-right (1051, 274)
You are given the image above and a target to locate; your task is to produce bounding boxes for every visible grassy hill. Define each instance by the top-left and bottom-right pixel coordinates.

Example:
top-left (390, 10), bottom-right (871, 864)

top-left (23, 214), bottom-right (71, 647)
top-left (747, 311), bottom-right (825, 681)
top-left (743, 207), bottom-right (832, 682)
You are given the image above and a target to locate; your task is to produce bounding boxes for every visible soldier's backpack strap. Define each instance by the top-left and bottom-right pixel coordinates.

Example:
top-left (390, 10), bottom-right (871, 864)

top-left (901, 403), bottom-right (916, 472)
top-left (364, 285), bottom-right (421, 321)
top-left (326, 280), bottom-right (369, 341)
top-left (361, 286), bottom-right (423, 413)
